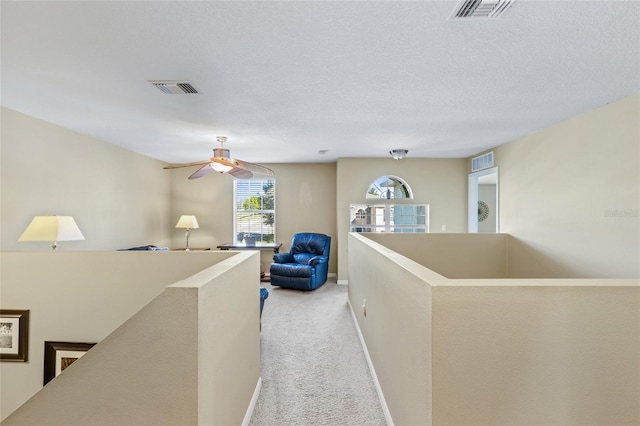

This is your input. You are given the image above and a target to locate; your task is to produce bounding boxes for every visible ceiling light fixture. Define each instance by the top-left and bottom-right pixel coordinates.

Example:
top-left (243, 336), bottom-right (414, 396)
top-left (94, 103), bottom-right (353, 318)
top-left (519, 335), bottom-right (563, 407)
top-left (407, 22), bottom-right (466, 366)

top-left (210, 162), bottom-right (233, 173)
top-left (389, 149), bottom-right (409, 160)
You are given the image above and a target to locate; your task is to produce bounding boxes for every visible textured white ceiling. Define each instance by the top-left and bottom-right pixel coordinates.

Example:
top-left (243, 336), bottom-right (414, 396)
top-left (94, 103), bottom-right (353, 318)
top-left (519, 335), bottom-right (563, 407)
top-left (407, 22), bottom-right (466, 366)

top-left (1, 1), bottom-right (638, 165)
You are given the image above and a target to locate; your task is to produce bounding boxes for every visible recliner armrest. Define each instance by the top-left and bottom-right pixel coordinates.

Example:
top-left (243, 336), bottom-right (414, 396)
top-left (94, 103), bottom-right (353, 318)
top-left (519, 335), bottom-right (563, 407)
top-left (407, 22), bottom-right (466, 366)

top-left (308, 255), bottom-right (328, 267)
top-left (274, 253), bottom-right (294, 263)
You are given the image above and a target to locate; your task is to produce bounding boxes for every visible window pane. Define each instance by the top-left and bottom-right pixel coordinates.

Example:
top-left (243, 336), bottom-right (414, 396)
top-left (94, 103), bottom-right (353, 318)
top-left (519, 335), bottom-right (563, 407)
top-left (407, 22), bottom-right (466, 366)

top-left (350, 204), bottom-right (429, 233)
top-left (234, 179), bottom-right (275, 243)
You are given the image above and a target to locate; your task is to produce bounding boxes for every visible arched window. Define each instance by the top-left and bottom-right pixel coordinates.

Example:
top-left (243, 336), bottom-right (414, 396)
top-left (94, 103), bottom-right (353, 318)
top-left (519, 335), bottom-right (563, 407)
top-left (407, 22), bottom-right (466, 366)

top-left (366, 175), bottom-right (413, 199)
top-left (352, 176), bottom-right (427, 233)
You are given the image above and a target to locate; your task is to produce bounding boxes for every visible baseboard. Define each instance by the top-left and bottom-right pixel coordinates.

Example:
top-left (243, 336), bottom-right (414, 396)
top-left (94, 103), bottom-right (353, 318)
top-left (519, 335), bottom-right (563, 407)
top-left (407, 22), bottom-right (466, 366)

top-left (328, 272), bottom-right (337, 278)
top-left (347, 299), bottom-right (394, 426)
top-left (241, 376), bottom-right (262, 426)
top-left (337, 279), bottom-right (348, 285)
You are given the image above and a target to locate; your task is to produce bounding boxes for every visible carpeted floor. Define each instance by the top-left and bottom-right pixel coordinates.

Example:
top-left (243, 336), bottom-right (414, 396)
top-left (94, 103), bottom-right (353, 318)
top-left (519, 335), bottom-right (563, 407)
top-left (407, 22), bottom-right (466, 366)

top-left (249, 280), bottom-right (386, 426)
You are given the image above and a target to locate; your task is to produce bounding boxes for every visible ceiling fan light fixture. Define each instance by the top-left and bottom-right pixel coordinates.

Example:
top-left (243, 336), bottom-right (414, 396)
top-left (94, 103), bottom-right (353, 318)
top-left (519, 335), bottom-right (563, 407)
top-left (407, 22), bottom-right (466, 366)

top-left (390, 149), bottom-right (409, 160)
top-left (163, 135), bottom-right (274, 179)
top-left (210, 162), bottom-right (233, 173)
top-left (211, 145), bottom-right (235, 172)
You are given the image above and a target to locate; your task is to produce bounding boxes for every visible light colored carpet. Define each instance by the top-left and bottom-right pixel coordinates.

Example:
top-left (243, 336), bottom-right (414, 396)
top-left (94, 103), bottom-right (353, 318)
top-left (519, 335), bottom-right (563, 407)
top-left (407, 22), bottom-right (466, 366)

top-left (250, 280), bottom-right (386, 426)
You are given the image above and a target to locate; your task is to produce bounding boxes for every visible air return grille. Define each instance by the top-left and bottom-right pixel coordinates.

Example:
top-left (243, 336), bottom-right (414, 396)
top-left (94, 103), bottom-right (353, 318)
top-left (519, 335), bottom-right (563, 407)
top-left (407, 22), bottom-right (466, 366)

top-left (471, 151), bottom-right (494, 172)
top-left (452, 0), bottom-right (514, 19)
top-left (148, 80), bottom-right (199, 94)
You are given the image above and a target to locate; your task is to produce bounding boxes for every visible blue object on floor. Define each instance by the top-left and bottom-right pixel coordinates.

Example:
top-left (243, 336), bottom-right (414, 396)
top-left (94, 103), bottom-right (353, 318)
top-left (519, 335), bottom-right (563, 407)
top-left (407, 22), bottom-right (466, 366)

top-left (260, 287), bottom-right (269, 331)
top-left (260, 287), bottom-right (269, 317)
top-left (270, 232), bottom-right (331, 291)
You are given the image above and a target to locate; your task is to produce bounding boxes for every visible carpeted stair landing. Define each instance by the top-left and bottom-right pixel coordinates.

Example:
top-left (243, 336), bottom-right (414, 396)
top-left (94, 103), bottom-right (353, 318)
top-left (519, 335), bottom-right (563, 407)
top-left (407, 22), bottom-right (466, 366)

top-left (250, 281), bottom-right (386, 425)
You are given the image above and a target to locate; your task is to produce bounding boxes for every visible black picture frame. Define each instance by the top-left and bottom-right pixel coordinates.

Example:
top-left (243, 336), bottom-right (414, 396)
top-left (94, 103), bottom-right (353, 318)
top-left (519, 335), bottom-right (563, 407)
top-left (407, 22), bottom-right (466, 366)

top-left (0, 309), bottom-right (30, 362)
top-left (43, 341), bottom-right (96, 385)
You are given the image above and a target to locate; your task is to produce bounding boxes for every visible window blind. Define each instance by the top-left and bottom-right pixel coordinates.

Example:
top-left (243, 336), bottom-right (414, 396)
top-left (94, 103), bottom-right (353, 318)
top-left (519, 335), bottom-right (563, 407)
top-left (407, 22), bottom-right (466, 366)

top-left (233, 179), bottom-right (276, 243)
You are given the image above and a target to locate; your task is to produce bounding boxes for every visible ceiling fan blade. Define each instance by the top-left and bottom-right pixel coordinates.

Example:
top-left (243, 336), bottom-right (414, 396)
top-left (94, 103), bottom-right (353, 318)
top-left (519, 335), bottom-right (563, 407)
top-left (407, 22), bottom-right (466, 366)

top-left (228, 167), bottom-right (253, 179)
top-left (163, 160), bottom-right (210, 170)
top-left (188, 164), bottom-right (214, 179)
top-left (233, 159), bottom-right (275, 177)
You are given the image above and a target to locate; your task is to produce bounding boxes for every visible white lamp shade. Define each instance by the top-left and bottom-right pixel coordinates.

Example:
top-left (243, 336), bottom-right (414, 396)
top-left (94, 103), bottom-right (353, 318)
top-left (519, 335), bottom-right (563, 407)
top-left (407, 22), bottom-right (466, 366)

top-left (19, 216), bottom-right (85, 242)
top-left (175, 215), bottom-right (199, 229)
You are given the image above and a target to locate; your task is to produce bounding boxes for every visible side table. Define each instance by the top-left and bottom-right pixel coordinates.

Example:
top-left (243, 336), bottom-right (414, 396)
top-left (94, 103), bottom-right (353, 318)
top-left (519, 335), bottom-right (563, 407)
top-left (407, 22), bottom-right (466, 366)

top-left (216, 243), bottom-right (282, 254)
top-left (216, 243), bottom-right (283, 282)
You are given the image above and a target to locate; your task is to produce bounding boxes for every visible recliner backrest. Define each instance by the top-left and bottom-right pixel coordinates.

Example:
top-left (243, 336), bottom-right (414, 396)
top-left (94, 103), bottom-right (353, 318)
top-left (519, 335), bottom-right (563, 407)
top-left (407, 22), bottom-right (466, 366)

top-left (293, 253), bottom-right (316, 264)
top-left (290, 233), bottom-right (331, 257)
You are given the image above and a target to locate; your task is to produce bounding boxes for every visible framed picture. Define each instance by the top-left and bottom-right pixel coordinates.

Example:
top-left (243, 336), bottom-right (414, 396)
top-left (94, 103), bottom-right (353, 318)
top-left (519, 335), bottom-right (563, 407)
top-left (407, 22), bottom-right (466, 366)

top-left (0, 309), bottom-right (30, 362)
top-left (43, 341), bottom-right (96, 385)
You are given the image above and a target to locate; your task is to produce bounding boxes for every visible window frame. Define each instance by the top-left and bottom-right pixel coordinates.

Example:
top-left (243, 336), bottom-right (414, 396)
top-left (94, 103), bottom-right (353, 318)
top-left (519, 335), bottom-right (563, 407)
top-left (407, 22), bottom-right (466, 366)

top-left (233, 178), bottom-right (276, 244)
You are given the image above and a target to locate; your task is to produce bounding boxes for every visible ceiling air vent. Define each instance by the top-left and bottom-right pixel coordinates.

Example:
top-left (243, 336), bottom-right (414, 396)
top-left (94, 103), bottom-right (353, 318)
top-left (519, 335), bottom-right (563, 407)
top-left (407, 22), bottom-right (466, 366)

top-left (452, 0), bottom-right (514, 19)
top-left (148, 80), bottom-right (199, 94)
top-left (471, 151), bottom-right (494, 172)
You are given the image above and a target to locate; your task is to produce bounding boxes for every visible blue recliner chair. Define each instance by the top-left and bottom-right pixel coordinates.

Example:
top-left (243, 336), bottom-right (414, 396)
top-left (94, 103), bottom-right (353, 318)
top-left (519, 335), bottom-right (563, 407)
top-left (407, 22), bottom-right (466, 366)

top-left (270, 233), bottom-right (331, 291)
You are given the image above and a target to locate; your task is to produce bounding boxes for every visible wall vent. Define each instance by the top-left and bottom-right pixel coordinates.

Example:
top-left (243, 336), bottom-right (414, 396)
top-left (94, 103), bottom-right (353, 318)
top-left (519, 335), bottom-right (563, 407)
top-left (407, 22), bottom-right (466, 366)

top-left (471, 151), bottom-right (494, 172)
top-left (148, 80), bottom-right (199, 94)
top-left (452, 0), bottom-right (514, 19)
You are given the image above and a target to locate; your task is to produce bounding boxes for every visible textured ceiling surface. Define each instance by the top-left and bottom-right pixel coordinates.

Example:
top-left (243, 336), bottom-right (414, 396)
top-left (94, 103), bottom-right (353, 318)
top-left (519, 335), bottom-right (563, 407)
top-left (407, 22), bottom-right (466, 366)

top-left (1, 1), bottom-right (639, 164)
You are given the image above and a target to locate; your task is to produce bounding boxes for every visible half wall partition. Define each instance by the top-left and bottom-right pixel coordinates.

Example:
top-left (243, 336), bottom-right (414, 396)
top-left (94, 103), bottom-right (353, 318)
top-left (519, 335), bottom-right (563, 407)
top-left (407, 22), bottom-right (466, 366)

top-left (348, 232), bottom-right (640, 426)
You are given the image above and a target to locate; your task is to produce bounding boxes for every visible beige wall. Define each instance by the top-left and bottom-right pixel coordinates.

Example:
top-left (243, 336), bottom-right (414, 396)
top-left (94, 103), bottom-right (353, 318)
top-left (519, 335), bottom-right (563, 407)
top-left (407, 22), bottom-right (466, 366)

top-left (0, 251), bottom-right (235, 421)
top-left (432, 282), bottom-right (640, 426)
top-left (0, 107), bottom-right (171, 251)
top-left (189, 251), bottom-right (261, 425)
top-left (494, 93), bottom-right (640, 278)
top-left (168, 165), bottom-right (234, 249)
top-left (3, 287), bottom-right (200, 426)
top-left (337, 157), bottom-right (468, 282)
top-left (348, 233), bottom-right (437, 426)
top-left (366, 233), bottom-right (509, 278)
top-left (168, 162), bottom-right (337, 273)
top-left (349, 233), bottom-right (640, 426)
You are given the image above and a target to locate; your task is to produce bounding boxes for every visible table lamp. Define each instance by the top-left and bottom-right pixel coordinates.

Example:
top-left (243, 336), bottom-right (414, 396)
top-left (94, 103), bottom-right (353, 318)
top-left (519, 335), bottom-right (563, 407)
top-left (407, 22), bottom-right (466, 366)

top-left (175, 215), bottom-right (199, 251)
top-left (18, 215), bottom-right (85, 250)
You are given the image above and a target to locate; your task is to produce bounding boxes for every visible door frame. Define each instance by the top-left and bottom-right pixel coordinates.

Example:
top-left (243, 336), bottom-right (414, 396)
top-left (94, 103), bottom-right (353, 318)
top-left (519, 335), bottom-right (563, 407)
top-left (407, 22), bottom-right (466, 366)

top-left (468, 167), bottom-right (499, 233)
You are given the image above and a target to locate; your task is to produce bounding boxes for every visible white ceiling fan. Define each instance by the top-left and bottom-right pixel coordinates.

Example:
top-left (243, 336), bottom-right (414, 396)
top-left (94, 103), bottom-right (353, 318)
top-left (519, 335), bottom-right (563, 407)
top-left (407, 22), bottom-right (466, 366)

top-left (163, 136), bottom-right (275, 179)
